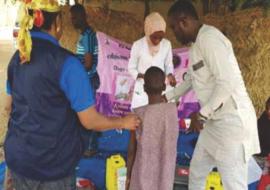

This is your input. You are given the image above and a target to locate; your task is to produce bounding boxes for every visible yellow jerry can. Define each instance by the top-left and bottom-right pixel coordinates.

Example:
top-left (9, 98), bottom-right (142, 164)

top-left (205, 168), bottom-right (224, 190)
top-left (106, 154), bottom-right (126, 190)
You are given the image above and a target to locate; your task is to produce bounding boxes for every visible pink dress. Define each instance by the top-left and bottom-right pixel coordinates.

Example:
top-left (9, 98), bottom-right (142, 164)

top-left (129, 103), bottom-right (179, 190)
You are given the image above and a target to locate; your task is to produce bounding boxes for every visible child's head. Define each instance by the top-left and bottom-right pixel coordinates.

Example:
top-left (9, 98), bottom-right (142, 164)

top-left (144, 67), bottom-right (166, 95)
top-left (70, 4), bottom-right (87, 30)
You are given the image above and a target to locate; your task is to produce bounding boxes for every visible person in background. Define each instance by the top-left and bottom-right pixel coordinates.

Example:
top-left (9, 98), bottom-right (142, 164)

top-left (70, 4), bottom-right (101, 156)
top-left (126, 67), bottom-right (178, 190)
top-left (128, 12), bottom-right (176, 109)
top-left (5, 1), bottom-right (140, 189)
top-left (165, 1), bottom-right (260, 189)
top-left (255, 97), bottom-right (270, 168)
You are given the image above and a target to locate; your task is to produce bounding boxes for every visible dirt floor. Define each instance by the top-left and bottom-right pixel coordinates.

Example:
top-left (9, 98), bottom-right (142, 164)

top-left (0, 28), bottom-right (15, 161)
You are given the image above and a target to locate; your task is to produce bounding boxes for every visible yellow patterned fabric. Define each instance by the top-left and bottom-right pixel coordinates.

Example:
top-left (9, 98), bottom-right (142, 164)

top-left (17, 0), bottom-right (60, 63)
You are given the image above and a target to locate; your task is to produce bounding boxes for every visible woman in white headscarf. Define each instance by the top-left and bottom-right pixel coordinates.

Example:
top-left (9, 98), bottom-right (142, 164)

top-left (128, 12), bottom-right (176, 109)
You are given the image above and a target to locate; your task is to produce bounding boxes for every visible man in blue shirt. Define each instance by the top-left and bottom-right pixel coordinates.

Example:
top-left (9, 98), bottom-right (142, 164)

top-left (70, 4), bottom-right (101, 156)
top-left (5, 2), bottom-right (140, 190)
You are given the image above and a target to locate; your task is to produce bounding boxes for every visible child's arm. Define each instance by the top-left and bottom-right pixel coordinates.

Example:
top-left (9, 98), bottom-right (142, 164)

top-left (126, 131), bottom-right (137, 190)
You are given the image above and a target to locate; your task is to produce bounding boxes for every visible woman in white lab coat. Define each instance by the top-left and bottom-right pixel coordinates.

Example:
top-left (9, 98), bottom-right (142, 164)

top-left (128, 12), bottom-right (176, 109)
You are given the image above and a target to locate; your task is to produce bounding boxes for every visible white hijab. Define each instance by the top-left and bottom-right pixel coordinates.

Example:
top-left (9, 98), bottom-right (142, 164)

top-left (144, 12), bottom-right (166, 56)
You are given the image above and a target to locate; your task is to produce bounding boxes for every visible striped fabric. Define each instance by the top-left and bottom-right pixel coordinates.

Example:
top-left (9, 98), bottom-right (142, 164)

top-left (76, 27), bottom-right (98, 78)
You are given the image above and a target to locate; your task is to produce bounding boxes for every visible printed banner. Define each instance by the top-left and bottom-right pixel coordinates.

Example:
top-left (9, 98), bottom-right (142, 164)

top-left (96, 32), bottom-right (199, 119)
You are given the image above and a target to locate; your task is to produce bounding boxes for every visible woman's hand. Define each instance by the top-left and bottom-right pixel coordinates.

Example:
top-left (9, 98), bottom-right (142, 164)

top-left (167, 74), bottom-right (176, 87)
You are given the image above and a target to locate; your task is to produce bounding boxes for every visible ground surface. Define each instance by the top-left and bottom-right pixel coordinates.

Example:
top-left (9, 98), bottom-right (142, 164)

top-left (0, 27), bottom-right (15, 161)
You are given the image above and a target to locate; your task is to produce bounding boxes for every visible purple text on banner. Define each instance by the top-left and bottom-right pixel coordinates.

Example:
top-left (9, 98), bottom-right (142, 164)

top-left (96, 32), bottom-right (200, 121)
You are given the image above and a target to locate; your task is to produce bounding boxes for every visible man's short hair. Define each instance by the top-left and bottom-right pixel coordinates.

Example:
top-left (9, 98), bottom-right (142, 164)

top-left (168, 0), bottom-right (199, 20)
top-left (41, 11), bottom-right (60, 30)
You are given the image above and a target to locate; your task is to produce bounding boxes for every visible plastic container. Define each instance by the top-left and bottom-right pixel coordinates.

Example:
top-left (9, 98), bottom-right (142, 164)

top-left (106, 154), bottom-right (126, 190)
top-left (205, 168), bottom-right (224, 190)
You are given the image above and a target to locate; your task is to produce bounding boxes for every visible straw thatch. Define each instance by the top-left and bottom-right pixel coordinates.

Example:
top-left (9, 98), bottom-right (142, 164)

top-left (61, 6), bottom-right (270, 115)
top-left (203, 9), bottom-right (270, 115)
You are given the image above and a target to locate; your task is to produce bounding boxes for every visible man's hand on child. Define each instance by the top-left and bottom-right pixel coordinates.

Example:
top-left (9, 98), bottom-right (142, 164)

top-left (121, 114), bottom-right (141, 130)
top-left (167, 74), bottom-right (177, 87)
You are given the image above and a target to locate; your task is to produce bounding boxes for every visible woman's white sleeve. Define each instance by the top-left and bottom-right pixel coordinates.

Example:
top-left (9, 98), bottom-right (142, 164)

top-left (128, 43), bottom-right (140, 80)
top-left (164, 41), bottom-right (174, 75)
